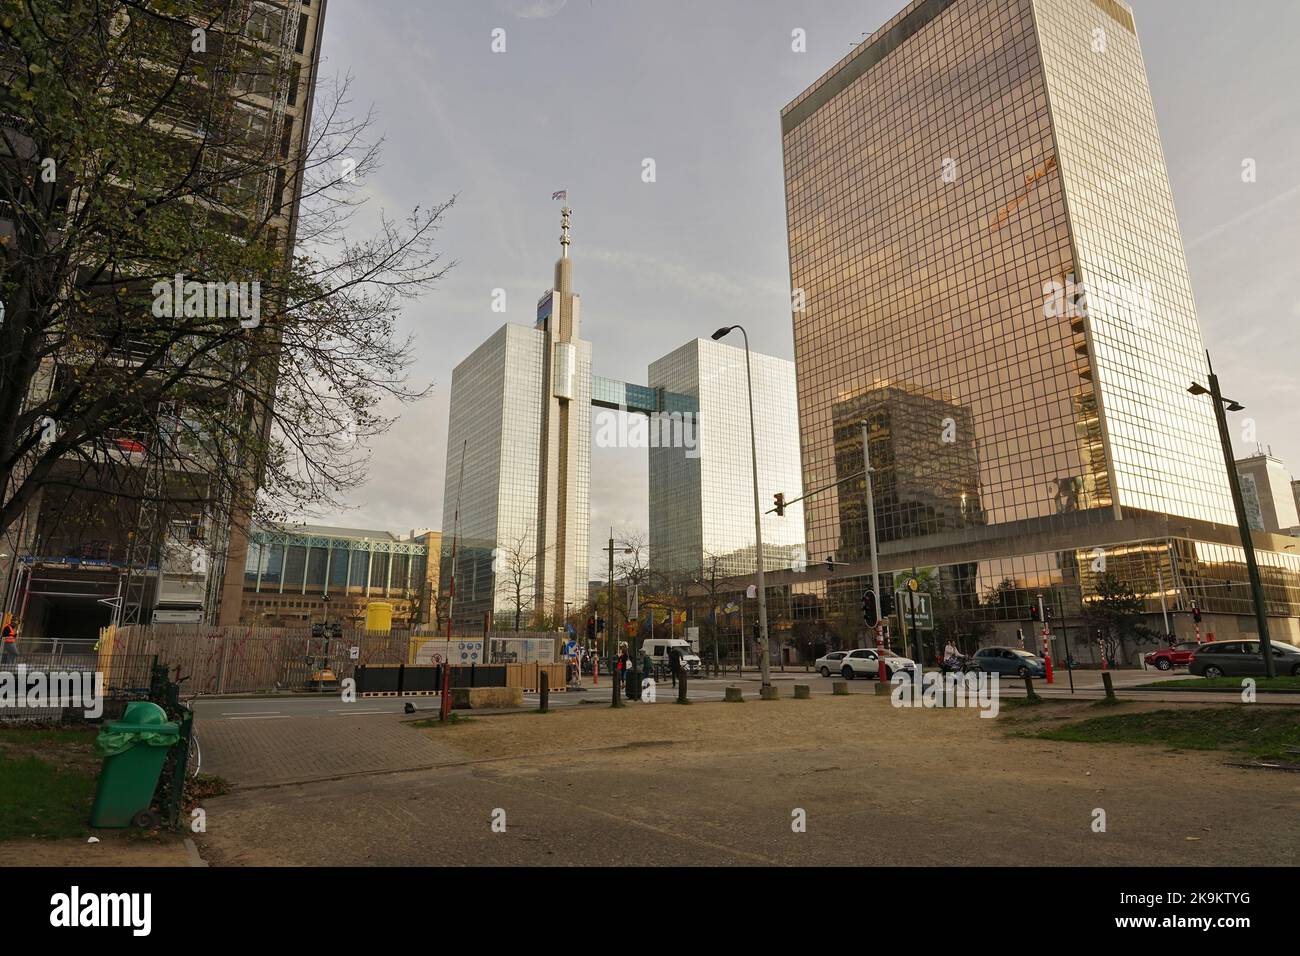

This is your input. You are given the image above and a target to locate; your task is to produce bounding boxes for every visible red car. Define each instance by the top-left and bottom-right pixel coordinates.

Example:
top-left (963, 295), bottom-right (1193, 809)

top-left (1144, 641), bottom-right (1201, 671)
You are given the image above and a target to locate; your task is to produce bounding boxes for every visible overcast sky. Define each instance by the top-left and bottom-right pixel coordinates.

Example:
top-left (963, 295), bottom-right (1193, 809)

top-left (301, 0), bottom-right (1300, 573)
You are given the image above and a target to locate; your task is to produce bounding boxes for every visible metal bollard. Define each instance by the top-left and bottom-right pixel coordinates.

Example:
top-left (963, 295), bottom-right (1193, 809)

top-left (539, 670), bottom-right (549, 713)
top-left (677, 672), bottom-right (688, 704)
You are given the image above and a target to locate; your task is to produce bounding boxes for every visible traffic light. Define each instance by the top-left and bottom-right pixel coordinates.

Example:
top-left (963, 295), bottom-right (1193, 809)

top-left (862, 590), bottom-right (877, 626)
top-left (1044, 603), bottom-right (1054, 622)
top-left (1030, 604), bottom-right (1041, 623)
top-left (825, 555), bottom-right (835, 573)
top-left (881, 591), bottom-right (895, 617)
top-left (311, 623), bottom-right (324, 638)
top-left (773, 492), bottom-right (786, 517)
top-left (586, 617), bottom-right (596, 641)
top-left (752, 621), bottom-right (760, 642)
top-left (596, 616), bottom-right (605, 633)
top-left (1191, 605), bottom-right (1202, 623)
top-left (330, 622), bottom-right (342, 639)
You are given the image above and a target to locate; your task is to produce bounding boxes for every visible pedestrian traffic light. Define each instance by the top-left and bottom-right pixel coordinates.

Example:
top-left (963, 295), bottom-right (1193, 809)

top-left (881, 592), bottom-right (895, 617)
top-left (1044, 603), bottom-right (1054, 622)
top-left (825, 555), bottom-right (834, 573)
top-left (752, 621), bottom-right (760, 642)
top-left (862, 590), bottom-right (877, 626)
top-left (1191, 605), bottom-right (1201, 623)
top-left (596, 616), bottom-right (605, 633)
top-left (1030, 605), bottom-right (1041, 623)
top-left (311, 623), bottom-right (324, 638)
top-left (773, 492), bottom-right (785, 517)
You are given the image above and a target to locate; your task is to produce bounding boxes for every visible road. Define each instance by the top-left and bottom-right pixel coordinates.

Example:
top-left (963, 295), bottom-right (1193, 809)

top-left (191, 668), bottom-right (1298, 722)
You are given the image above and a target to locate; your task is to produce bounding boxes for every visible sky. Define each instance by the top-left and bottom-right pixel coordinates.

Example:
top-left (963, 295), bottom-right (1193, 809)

top-left (302, 0), bottom-right (1300, 574)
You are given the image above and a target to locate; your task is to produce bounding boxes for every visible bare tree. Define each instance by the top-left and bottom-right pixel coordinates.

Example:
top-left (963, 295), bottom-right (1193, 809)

top-left (0, 2), bottom-right (454, 556)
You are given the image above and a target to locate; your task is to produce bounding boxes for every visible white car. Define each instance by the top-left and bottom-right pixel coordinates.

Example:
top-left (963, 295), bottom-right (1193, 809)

top-left (814, 651), bottom-right (848, 677)
top-left (839, 647), bottom-right (916, 680)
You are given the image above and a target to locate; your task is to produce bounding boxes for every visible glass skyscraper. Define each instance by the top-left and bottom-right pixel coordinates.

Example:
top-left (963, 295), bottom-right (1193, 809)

top-left (779, 0), bottom-right (1299, 651)
top-left (648, 339), bottom-right (805, 583)
top-left (440, 210), bottom-right (591, 630)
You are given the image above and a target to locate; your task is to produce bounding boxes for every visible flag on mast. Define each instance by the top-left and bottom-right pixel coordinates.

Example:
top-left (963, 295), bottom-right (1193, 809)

top-left (551, 189), bottom-right (567, 201)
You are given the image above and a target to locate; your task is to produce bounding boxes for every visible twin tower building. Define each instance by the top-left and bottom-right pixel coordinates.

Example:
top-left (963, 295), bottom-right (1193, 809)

top-left (439, 208), bottom-right (804, 630)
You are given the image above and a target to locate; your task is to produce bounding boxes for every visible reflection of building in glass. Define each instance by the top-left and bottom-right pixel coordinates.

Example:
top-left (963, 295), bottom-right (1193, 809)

top-left (1234, 454), bottom-right (1299, 535)
top-left (439, 210), bottom-right (591, 629)
top-left (777, 0), bottom-right (1300, 654)
top-left (831, 381), bottom-right (984, 559)
top-left (648, 339), bottom-right (805, 583)
top-left (240, 524), bottom-right (432, 628)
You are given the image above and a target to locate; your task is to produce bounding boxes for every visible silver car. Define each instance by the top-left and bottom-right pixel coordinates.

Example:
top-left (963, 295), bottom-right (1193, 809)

top-left (814, 651), bottom-right (848, 677)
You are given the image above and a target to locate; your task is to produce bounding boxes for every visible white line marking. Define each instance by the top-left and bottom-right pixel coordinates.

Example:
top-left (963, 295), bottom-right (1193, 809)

top-left (220, 711), bottom-right (281, 716)
top-left (228, 715), bottom-right (291, 720)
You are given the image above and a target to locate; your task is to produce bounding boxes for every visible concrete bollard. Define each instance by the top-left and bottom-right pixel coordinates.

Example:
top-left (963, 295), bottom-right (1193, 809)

top-left (793, 684), bottom-right (810, 699)
top-left (759, 685), bottom-right (780, 701)
top-left (724, 685), bottom-right (744, 703)
top-left (832, 681), bottom-right (849, 696)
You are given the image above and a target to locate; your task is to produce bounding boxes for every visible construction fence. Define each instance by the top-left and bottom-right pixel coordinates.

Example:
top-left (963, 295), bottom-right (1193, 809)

top-left (95, 624), bottom-right (558, 696)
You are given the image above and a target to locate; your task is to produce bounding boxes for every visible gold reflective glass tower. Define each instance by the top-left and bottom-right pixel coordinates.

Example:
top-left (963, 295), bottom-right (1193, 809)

top-left (780, 0), bottom-right (1300, 649)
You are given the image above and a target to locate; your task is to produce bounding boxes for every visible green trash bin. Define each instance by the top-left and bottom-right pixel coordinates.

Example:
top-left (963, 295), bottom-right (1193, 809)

top-left (90, 701), bottom-right (180, 828)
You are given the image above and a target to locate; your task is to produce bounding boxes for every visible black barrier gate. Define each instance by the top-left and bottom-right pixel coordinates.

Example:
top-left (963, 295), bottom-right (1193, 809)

top-left (355, 664), bottom-right (508, 696)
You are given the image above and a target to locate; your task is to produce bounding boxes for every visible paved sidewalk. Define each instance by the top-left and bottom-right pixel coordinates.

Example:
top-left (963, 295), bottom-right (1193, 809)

top-left (199, 713), bottom-right (465, 788)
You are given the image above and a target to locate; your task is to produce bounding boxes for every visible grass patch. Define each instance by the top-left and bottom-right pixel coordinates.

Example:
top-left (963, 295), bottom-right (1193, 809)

top-left (410, 712), bottom-right (473, 728)
top-left (0, 728), bottom-right (99, 841)
top-left (1135, 676), bottom-right (1300, 691)
top-left (1037, 707), bottom-right (1300, 760)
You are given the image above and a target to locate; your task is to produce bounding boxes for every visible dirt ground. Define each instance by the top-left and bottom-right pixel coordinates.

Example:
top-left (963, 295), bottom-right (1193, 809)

top-left (0, 833), bottom-right (193, 867)
top-left (192, 694), bottom-right (1300, 866)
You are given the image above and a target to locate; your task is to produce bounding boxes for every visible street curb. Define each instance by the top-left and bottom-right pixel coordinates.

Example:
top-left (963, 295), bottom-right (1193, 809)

top-left (1128, 685), bottom-right (1300, 695)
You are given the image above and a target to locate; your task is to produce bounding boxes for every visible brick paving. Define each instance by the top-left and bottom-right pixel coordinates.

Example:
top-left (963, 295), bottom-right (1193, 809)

top-left (199, 714), bottom-right (465, 787)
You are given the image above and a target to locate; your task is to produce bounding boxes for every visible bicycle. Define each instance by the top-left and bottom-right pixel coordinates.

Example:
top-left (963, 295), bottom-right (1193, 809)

top-left (174, 672), bottom-right (202, 779)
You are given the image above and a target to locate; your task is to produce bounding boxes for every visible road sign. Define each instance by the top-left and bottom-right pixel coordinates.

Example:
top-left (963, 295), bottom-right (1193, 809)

top-left (896, 590), bottom-right (933, 628)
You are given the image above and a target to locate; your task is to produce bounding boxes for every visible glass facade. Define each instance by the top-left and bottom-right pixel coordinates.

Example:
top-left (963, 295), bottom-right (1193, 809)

top-left (776, 0), bottom-right (1300, 651)
top-left (649, 339), bottom-right (805, 582)
top-left (440, 324), bottom-right (546, 627)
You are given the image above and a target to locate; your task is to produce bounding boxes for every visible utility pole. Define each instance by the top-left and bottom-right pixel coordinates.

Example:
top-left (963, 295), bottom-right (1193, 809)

top-left (862, 423), bottom-right (885, 679)
top-left (1189, 358), bottom-right (1275, 677)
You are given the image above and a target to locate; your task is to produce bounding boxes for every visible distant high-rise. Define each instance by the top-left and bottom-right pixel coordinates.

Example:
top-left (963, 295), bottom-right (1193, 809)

top-left (440, 210), bottom-right (591, 629)
top-left (648, 339), bottom-right (804, 584)
top-left (780, 0), bottom-right (1300, 648)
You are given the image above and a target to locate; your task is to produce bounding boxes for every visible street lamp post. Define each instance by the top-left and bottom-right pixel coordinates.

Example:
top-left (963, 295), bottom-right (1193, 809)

top-left (603, 531), bottom-right (633, 706)
top-left (1188, 355), bottom-right (1275, 678)
top-left (711, 325), bottom-right (771, 691)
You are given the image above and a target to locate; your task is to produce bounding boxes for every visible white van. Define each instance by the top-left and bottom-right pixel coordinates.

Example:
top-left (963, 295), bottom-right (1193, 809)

top-left (640, 638), bottom-right (703, 675)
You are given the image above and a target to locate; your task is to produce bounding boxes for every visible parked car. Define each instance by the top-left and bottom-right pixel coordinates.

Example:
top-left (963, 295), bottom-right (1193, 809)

top-left (839, 647), bottom-right (916, 680)
top-left (1143, 641), bottom-right (1201, 671)
top-left (971, 646), bottom-right (1045, 678)
top-left (1188, 639), bottom-right (1300, 678)
top-left (814, 651), bottom-right (848, 677)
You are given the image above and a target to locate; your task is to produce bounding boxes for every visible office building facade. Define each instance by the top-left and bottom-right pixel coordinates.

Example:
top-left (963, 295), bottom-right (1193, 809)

top-left (239, 523), bottom-right (432, 628)
top-left (648, 339), bottom-right (805, 584)
top-left (779, 0), bottom-right (1300, 653)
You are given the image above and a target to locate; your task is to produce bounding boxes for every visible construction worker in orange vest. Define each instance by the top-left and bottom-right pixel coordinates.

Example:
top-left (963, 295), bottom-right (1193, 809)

top-left (1, 618), bottom-right (17, 665)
